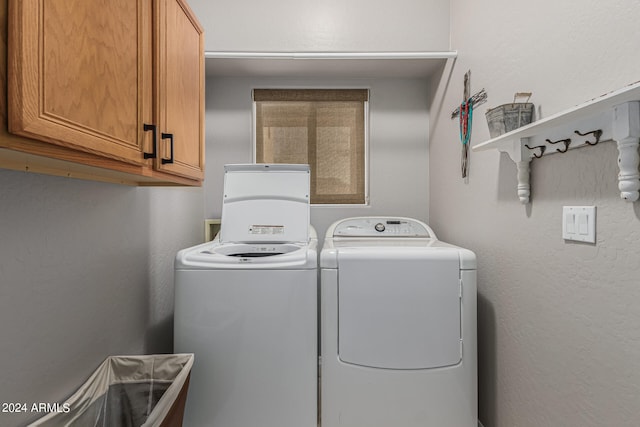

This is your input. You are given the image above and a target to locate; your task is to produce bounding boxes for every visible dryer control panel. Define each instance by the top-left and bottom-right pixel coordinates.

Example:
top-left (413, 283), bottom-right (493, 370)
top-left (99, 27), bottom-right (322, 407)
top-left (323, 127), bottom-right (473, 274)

top-left (332, 217), bottom-right (434, 238)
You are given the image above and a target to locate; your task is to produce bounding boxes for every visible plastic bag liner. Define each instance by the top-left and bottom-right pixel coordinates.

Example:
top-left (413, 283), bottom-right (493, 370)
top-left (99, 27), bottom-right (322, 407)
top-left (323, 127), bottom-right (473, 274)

top-left (28, 353), bottom-right (194, 427)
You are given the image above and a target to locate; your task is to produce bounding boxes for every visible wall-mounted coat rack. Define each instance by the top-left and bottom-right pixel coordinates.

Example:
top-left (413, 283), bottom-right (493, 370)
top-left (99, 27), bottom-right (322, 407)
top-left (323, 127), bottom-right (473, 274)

top-left (472, 82), bottom-right (640, 204)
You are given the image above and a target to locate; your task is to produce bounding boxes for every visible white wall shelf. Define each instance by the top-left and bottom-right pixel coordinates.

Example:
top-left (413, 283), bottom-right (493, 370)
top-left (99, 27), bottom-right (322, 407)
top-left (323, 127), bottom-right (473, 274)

top-left (204, 51), bottom-right (457, 78)
top-left (473, 81), bottom-right (640, 204)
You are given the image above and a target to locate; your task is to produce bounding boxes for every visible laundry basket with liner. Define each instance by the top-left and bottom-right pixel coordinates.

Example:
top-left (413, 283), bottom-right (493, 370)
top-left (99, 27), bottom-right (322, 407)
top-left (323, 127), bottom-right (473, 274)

top-left (28, 353), bottom-right (194, 427)
top-left (485, 92), bottom-right (534, 138)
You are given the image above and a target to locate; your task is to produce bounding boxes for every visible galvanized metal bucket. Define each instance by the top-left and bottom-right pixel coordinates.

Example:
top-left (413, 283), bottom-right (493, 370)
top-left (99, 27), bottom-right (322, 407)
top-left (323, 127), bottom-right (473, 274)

top-left (485, 92), bottom-right (534, 138)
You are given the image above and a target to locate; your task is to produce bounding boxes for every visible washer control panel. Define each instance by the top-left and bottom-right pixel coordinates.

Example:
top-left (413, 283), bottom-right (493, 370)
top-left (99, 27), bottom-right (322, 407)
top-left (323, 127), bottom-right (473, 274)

top-left (333, 217), bottom-right (432, 237)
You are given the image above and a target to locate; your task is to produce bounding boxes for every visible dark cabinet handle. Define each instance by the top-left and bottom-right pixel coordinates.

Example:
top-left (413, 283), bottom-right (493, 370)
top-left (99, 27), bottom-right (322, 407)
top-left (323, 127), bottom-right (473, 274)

top-left (143, 124), bottom-right (157, 159)
top-left (161, 132), bottom-right (174, 164)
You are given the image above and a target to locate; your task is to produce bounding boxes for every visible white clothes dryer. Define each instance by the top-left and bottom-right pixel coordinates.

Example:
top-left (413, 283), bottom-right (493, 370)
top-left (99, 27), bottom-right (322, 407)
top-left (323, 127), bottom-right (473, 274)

top-left (320, 217), bottom-right (477, 427)
top-left (175, 164), bottom-right (317, 427)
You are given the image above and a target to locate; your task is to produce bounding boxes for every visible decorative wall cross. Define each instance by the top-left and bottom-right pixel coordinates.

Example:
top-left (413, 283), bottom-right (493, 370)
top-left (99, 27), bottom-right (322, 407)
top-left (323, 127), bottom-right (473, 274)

top-left (451, 71), bottom-right (487, 178)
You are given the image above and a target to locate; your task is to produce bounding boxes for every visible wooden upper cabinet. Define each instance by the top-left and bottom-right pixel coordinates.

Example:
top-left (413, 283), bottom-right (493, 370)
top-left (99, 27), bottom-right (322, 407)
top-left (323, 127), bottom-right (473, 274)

top-left (6, 0), bottom-right (204, 183)
top-left (154, 0), bottom-right (205, 180)
top-left (8, 0), bottom-right (152, 165)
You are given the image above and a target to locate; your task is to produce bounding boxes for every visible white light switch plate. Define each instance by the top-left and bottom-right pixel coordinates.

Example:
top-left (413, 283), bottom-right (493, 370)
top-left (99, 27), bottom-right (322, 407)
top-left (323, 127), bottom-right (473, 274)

top-left (562, 206), bottom-right (596, 243)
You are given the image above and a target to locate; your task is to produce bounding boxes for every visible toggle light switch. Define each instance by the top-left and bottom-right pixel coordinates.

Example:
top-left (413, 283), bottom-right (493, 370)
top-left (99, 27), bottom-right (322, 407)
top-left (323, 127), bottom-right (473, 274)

top-left (563, 206), bottom-right (596, 243)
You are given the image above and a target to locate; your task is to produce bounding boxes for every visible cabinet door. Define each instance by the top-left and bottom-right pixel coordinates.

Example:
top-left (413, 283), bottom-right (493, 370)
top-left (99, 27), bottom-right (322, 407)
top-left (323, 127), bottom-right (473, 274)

top-left (8, 0), bottom-right (153, 165)
top-left (154, 0), bottom-right (204, 180)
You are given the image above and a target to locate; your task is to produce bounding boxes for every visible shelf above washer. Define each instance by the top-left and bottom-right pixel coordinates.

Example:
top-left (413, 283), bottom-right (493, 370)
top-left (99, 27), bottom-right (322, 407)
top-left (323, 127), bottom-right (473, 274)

top-left (204, 51), bottom-right (457, 78)
top-left (472, 81), bottom-right (640, 204)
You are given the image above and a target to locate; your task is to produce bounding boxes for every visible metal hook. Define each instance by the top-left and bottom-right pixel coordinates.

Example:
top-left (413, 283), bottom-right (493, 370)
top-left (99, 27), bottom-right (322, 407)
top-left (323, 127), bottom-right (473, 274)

top-left (574, 129), bottom-right (602, 146)
top-left (545, 137), bottom-right (571, 145)
top-left (525, 144), bottom-right (546, 159)
top-left (557, 139), bottom-right (571, 153)
top-left (544, 138), bottom-right (571, 153)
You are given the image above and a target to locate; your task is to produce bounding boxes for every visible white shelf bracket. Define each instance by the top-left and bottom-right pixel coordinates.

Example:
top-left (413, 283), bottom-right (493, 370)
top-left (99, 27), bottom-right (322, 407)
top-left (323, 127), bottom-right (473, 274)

top-left (499, 137), bottom-right (533, 204)
top-left (613, 101), bottom-right (640, 202)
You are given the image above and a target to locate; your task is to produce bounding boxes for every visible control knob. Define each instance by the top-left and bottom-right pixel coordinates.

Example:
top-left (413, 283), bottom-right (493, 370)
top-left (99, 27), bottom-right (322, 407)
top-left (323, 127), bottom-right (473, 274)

top-left (374, 222), bottom-right (386, 232)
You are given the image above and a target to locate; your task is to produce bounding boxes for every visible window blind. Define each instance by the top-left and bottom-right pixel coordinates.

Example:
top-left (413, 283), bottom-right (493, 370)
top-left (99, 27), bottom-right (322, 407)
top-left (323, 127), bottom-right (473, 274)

top-left (254, 89), bottom-right (368, 204)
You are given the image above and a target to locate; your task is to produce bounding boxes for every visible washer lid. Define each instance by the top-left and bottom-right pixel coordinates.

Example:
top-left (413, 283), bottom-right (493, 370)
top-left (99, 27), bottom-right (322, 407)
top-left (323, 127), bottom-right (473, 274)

top-left (175, 239), bottom-right (318, 270)
top-left (220, 164), bottom-right (310, 243)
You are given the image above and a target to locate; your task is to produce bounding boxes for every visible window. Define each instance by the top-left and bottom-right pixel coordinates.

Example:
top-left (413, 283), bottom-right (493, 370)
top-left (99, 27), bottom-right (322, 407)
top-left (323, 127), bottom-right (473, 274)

top-left (253, 89), bottom-right (368, 204)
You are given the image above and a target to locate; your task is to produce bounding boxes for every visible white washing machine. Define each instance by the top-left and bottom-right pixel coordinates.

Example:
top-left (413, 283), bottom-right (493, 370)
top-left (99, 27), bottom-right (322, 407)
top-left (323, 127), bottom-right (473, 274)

top-left (320, 217), bottom-right (477, 427)
top-left (174, 164), bottom-right (317, 427)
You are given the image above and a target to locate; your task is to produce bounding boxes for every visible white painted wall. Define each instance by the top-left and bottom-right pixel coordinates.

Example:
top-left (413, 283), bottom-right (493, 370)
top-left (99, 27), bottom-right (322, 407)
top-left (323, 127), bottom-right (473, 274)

top-left (429, 0), bottom-right (640, 426)
top-left (0, 172), bottom-right (203, 426)
top-left (187, 0), bottom-right (450, 52)
top-left (203, 77), bottom-right (431, 240)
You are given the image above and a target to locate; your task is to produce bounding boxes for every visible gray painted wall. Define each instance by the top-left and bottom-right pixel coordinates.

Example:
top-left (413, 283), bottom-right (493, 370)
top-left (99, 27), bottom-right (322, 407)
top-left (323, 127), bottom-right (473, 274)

top-left (3, 1), bottom-right (640, 426)
top-left (429, 0), bottom-right (640, 426)
top-left (187, 0), bottom-right (450, 52)
top-left (203, 77), bottom-right (431, 241)
top-left (0, 171), bottom-right (203, 426)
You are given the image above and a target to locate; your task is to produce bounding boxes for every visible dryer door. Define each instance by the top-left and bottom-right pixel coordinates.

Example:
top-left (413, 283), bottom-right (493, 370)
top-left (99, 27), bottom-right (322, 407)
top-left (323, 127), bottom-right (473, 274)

top-left (337, 248), bottom-right (461, 369)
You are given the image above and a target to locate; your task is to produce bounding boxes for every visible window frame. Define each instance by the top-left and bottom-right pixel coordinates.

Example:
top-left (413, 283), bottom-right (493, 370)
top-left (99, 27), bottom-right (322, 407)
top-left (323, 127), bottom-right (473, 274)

top-left (252, 88), bottom-right (370, 206)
